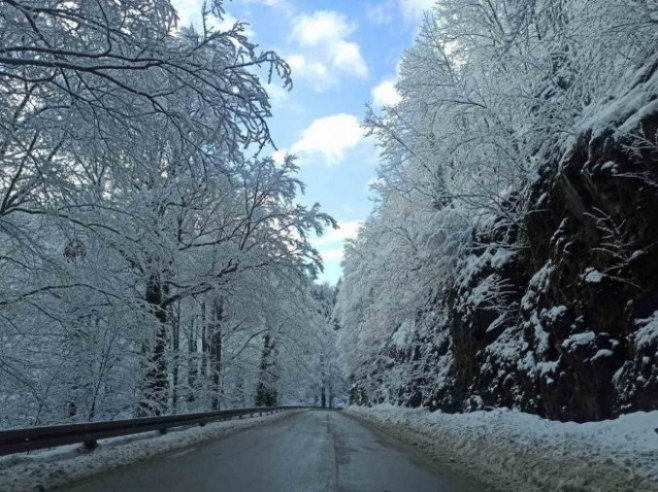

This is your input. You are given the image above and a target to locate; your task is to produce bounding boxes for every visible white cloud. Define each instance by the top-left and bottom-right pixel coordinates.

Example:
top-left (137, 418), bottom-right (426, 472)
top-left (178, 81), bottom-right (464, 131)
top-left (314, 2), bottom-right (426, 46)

top-left (333, 42), bottom-right (368, 78)
top-left (244, 0), bottom-right (294, 16)
top-left (367, 176), bottom-right (385, 190)
top-left (287, 54), bottom-right (306, 69)
top-left (314, 220), bottom-right (364, 281)
top-left (288, 11), bottom-right (368, 90)
top-left (214, 13), bottom-right (255, 37)
top-left (292, 11), bottom-right (352, 47)
top-left (319, 248), bottom-right (345, 262)
top-left (266, 82), bottom-right (293, 108)
top-left (171, 0), bottom-right (200, 28)
top-left (367, 0), bottom-right (435, 25)
top-left (399, 0), bottom-right (436, 22)
top-left (372, 78), bottom-right (402, 107)
top-left (315, 220), bottom-right (363, 247)
top-left (367, 1), bottom-right (396, 25)
top-left (171, 1), bottom-right (255, 36)
top-left (287, 55), bottom-right (330, 82)
top-left (246, 0), bottom-right (287, 6)
top-left (291, 114), bottom-right (365, 163)
top-left (271, 149), bottom-right (288, 165)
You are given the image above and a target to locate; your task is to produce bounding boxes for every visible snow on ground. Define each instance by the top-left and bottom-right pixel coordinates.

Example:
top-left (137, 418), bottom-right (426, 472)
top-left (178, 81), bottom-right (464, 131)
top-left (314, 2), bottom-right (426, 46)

top-left (0, 411), bottom-right (302, 492)
top-left (347, 405), bottom-right (658, 492)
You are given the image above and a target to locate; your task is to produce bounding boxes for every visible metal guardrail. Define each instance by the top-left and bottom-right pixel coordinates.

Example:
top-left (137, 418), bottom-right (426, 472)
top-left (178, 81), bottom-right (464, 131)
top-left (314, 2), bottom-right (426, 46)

top-left (0, 406), bottom-right (307, 456)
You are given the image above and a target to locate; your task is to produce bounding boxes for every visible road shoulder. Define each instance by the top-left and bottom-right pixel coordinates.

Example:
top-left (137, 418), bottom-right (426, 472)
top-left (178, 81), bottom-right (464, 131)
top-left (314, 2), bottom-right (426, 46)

top-left (0, 410), bottom-right (304, 492)
top-left (346, 406), bottom-right (657, 492)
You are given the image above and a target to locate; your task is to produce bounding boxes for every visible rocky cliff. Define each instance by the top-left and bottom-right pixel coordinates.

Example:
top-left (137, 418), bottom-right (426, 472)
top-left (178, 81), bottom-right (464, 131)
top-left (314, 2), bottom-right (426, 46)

top-left (352, 91), bottom-right (658, 423)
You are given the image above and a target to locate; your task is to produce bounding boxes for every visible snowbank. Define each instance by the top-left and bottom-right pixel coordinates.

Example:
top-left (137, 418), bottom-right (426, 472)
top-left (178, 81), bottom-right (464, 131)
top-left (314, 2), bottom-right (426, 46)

top-left (347, 405), bottom-right (658, 492)
top-left (0, 411), bottom-right (302, 492)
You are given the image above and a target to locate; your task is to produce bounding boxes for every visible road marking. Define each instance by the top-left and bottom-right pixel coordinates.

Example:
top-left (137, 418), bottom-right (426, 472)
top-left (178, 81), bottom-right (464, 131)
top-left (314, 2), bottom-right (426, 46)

top-left (168, 448), bottom-right (197, 459)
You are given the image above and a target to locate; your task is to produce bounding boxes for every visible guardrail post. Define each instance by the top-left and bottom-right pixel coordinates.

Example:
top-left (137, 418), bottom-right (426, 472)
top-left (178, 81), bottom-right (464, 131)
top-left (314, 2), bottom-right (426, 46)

top-left (159, 427), bottom-right (168, 435)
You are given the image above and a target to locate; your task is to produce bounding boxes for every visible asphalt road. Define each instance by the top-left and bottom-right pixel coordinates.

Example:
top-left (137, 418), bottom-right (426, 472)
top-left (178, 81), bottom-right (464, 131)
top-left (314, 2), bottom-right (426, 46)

top-left (63, 410), bottom-right (483, 492)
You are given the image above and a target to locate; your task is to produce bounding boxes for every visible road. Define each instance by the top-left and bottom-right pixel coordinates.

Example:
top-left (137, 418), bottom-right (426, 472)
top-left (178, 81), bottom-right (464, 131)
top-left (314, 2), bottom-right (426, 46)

top-left (63, 410), bottom-right (483, 492)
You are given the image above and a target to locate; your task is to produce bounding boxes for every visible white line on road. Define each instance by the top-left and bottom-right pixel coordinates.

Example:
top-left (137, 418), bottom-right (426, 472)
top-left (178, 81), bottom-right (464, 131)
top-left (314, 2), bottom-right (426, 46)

top-left (168, 448), bottom-right (197, 459)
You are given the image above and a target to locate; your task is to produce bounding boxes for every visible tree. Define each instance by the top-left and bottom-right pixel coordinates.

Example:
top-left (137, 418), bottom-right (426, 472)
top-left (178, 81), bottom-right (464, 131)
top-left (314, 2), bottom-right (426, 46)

top-left (0, 0), bottom-right (336, 424)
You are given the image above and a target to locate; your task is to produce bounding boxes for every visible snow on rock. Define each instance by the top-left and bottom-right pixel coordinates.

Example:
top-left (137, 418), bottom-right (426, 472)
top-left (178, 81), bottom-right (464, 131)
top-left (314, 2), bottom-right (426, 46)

top-left (348, 405), bottom-right (658, 492)
top-left (542, 305), bottom-right (568, 322)
top-left (599, 161), bottom-right (619, 173)
top-left (562, 331), bottom-right (596, 350)
top-left (583, 267), bottom-right (604, 284)
top-left (579, 55), bottom-right (658, 138)
top-left (391, 320), bottom-right (414, 348)
top-left (521, 261), bottom-right (555, 311)
top-left (592, 349), bottom-right (614, 361)
top-left (0, 411), bottom-right (300, 492)
top-left (490, 247), bottom-right (516, 269)
top-left (636, 312), bottom-right (658, 350)
top-left (536, 359), bottom-right (559, 376)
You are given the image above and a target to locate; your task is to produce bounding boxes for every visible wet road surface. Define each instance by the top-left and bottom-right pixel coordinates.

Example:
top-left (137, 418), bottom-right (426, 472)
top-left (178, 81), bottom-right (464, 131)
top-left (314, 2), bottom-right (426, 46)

top-left (63, 410), bottom-right (483, 492)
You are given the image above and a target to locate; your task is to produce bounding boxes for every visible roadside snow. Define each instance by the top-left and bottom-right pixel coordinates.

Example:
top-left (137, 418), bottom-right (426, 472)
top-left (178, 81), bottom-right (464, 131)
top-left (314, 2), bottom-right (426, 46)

top-left (0, 411), bottom-right (302, 492)
top-left (348, 405), bottom-right (658, 492)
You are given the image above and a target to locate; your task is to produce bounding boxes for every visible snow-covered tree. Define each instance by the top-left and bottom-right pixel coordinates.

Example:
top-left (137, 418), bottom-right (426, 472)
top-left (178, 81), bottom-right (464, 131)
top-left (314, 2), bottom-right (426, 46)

top-left (0, 0), bottom-right (335, 425)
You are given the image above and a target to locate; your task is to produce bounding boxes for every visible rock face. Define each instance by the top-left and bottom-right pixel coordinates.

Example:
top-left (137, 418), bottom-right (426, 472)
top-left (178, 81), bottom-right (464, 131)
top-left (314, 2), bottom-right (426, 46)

top-left (353, 116), bottom-right (658, 423)
top-left (446, 124), bottom-right (658, 421)
top-left (519, 128), bottom-right (658, 420)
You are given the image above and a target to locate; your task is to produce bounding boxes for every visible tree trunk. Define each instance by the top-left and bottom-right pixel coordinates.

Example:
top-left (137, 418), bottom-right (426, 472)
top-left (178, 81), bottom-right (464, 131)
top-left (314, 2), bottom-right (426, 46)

top-left (138, 274), bottom-right (169, 416)
top-left (199, 300), bottom-right (210, 407)
top-left (209, 298), bottom-right (223, 411)
top-left (187, 317), bottom-right (198, 404)
top-left (255, 332), bottom-right (277, 407)
top-left (171, 302), bottom-right (180, 414)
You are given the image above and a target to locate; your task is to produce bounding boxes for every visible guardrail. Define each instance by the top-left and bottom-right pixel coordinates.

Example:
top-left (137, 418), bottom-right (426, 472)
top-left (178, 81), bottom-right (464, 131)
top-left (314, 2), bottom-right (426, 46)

top-left (0, 406), bottom-right (307, 456)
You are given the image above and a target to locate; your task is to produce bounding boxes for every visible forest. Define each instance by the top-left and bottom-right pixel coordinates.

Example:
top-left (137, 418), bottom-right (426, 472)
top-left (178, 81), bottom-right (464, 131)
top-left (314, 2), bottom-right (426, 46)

top-left (0, 0), bottom-right (343, 427)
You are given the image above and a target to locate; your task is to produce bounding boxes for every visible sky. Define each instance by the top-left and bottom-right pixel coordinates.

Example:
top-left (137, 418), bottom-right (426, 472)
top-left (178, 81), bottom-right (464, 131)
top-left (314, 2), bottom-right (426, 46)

top-left (171, 0), bottom-right (433, 283)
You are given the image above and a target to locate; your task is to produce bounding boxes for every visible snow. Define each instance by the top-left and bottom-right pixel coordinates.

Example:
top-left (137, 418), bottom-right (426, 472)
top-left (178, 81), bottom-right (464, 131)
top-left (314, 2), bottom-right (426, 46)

top-left (391, 320), bottom-right (414, 348)
top-left (579, 58), bottom-right (658, 138)
top-left (490, 247), bottom-right (516, 269)
top-left (592, 349), bottom-right (614, 361)
top-left (631, 250), bottom-right (646, 261)
top-left (536, 360), bottom-right (559, 375)
top-left (532, 314), bottom-right (550, 354)
top-left (0, 411), bottom-right (301, 492)
top-left (521, 261), bottom-right (555, 311)
top-left (562, 331), bottom-right (596, 349)
top-left (636, 311), bottom-right (658, 349)
top-left (583, 267), bottom-right (604, 283)
top-left (485, 324), bottom-right (527, 364)
top-left (542, 305), bottom-right (567, 322)
top-left (348, 405), bottom-right (658, 492)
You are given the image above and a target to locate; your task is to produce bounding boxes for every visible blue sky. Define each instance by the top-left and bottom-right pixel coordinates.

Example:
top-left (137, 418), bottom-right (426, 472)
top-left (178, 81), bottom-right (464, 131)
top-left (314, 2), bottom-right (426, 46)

top-left (171, 0), bottom-right (433, 283)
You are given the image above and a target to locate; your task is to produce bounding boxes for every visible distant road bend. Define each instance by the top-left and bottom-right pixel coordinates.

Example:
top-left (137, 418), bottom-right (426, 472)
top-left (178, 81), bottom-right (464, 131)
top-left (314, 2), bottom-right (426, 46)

top-left (64, 410), bottom-right (483, 492)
